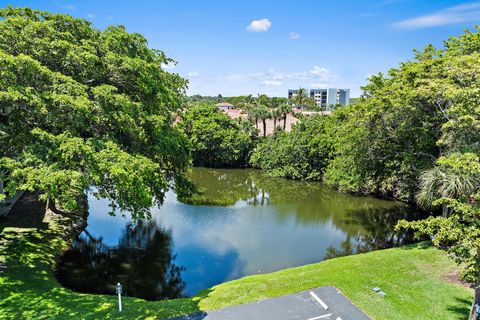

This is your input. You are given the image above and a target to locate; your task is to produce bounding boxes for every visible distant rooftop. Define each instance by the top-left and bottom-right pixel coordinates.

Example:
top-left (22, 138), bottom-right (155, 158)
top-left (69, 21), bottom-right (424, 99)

top-left (215, 102), bottom-right (235, 108)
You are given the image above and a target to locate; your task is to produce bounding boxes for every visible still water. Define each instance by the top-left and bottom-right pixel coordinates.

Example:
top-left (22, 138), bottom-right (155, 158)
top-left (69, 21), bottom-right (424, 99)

top-left (56, 168), bottom-right (421, 301)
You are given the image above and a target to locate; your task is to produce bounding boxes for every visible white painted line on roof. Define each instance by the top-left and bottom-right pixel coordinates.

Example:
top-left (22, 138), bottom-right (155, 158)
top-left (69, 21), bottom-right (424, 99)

top-left (336, 317), bottom-right (343, 320)
top-left (309, 291), bottom-right (329, 310)
top-left (307, 314), bottom-right (332, 320)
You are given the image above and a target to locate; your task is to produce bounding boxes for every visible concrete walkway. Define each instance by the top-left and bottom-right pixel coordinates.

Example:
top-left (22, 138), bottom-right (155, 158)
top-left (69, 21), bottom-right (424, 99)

top-left (169, 286), bottom-right (370, 320)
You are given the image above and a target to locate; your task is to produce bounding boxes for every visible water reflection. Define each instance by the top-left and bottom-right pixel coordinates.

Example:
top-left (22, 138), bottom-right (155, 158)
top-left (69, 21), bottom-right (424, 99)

top-left (57, 168), bottom-right (423, 300)
top-left (180, 168), bottom-right (346, 206)
top-left (323, 206), bottom-right (427, 260)
top-left (56, 220), bottom-right (185, 300)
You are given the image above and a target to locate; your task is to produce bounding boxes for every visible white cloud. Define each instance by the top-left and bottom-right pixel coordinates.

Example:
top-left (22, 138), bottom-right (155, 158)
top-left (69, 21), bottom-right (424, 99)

top-left (197, 66), bottom-right (334, 97)
top-left (107, 16), bottom-right (113, 21)
top-left (308, 66), bottom-right (330, 78)
top-left (187, 71), bottom-right (199, 78)
top-left (246, 18), bottom-right (272, 32)
top-left (86, 13), bottom-right (96, 19)
top-left (161, 61), bottom-right (178, 69)
top-left (393, 2), bottom-right (480, 29)
top-left (280, 66), bottom-right (333, 81)
top-left (262, 80), bottom-right (283, 86)
top-left (288, 32), bottom-right (300, 40)
top-left (265, 68), bottom-right (284, 80)
top-left (65, 4), bottom-right (75, 10)
top-left (209, 66), bottom-right (333, 84)
top-left (311, 83), bottom-right (328, 88)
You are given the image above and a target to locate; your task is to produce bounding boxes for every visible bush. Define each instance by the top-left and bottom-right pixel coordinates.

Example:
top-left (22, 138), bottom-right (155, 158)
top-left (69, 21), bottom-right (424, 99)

top-left (179, 104), bottom-right (256, 168)
top-left (250, 115), bottom-right (334, 180)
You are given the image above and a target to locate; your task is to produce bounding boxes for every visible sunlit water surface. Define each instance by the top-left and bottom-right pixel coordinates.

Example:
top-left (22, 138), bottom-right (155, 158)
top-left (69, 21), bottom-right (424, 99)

top-left (56, 168), bottom-right (422, 300)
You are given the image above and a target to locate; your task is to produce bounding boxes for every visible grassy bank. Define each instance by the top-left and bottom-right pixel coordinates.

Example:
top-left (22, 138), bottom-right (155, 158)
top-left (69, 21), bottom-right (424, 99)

top-left (0, 195), bottom-right (473, 320)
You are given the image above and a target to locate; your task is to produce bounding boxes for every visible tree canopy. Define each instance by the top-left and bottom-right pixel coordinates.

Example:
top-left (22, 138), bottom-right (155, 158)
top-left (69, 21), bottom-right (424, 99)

top-left (396, 153), bottom-right (480, 316)
top-left (324, 31), bottom-right (480, 310)
top-left (0, 7), bottom-right (190, 218)
top-left (178, 104), bottom-right (256, 168)
top-left (250, 115), bottom-right (335, 180)
top-left (247, 27), bottom-right (480, 314)
top-left (321, 30), bottom-right (480, 204)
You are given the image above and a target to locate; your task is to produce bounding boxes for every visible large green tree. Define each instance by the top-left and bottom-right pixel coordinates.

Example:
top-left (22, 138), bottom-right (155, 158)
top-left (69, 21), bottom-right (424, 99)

top-left (323, 28), bottom-right (480, 317)
top-left (250, 115), bottom-right (335, 180)
top-left (324, 29), bottom-right (480, 202)
top-left (397, 153), bottom-right (480, 318)
top-left (0, 7), bottom-right (190, 218)
top-left (178, 104), bottom-right (256, 168)
top-left (399, 29), bottom-right (480, 318)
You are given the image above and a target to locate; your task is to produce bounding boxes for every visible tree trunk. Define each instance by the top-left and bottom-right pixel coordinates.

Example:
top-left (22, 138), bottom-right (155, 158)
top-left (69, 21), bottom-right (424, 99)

top-left (283, 114), bottom-right (287, 130)
top-left (255, 118), bottom-right (258, 129)
top-left (47, 197), bottom-right (57, 214)
top-left (470, 284), bottom-right (480, 319)
top-left (273, 117), bottom-right (277, 129)
top-left (263, 120), bottom-right (267, 137)
top-left (442, 204), bottom-right (449, 218)
top-left (470, 247), bottom-right (480, 320)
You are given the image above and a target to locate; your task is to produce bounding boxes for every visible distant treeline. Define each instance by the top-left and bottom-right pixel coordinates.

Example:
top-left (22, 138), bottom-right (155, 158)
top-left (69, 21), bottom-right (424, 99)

top-left (186, 94), bottom-right (284, 106)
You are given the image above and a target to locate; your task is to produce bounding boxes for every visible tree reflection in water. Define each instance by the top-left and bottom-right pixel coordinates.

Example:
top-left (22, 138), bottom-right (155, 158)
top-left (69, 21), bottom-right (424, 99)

top-left (56, 220), bottom-right (186, 300)
top-left (56, 168), bottom-right (429, 300)
top-left (323, 206), bottom-right (429, 260)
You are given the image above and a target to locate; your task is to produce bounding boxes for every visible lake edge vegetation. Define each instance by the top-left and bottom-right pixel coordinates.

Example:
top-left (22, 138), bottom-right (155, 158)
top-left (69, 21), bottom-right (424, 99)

top-left (0, 194), bottom-right (472, 319)
top-left (0, 6), bottom-right (478, 318)
top-left (0, 6), bottom-right (191, 220)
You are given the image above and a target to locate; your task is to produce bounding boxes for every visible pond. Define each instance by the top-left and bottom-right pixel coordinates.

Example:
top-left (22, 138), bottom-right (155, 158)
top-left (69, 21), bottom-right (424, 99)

top-left (56, 168), bottom-right (423, 301)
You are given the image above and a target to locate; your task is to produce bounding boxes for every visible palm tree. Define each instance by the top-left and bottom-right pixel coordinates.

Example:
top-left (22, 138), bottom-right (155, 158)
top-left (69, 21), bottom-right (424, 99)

top-left (240, 94), bottom-right (255, 109)
top-left (293, 87), bottom-right (309, 109)
top-left (240, 95), bottom-right (257, 129)
top-left (268, 96), bottom-right (282, 109)
top-left (416, 164), bottom-right (480, 217)
top-left (278, 103), bottom-right (292, 130)
top-left (268, 97), bottom-right (282, 130)
top-left (257, 93), bottom-right (270, 106)
top-left (304, 97), bottom-right (317, 110)
top-left (271, 107), bottom-right (283, 130)
top-left (249, 106), bottom-right (260, 130)
top-left (255, 103), bottom-right (270, 137)
top-left (254, 94), bottom-right (271, 137)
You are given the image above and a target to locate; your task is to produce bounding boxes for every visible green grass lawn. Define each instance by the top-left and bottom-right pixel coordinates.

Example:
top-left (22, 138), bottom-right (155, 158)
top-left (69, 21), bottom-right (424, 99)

top-left (0, 198), bottom-right (473, 320)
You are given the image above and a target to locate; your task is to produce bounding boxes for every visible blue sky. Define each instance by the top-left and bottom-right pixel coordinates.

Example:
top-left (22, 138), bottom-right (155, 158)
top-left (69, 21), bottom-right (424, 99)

top-left (6, 0), bottom-right (480, 97)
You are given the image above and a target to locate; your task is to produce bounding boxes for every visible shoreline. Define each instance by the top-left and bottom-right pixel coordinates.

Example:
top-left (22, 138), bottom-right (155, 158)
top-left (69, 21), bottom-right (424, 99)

top-left (0, 192), bottom-right (472, 319)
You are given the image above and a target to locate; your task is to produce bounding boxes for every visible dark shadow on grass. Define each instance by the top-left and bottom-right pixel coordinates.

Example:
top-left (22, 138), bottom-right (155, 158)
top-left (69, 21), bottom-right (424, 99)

top-left (0, 192), bottom-right (471, 319)
top-left (447, 296), bottom-right (472, 320)
top-left (397, 241), bottom-right (433, 250)
top-left (159, 287), bottom-right (216, 320)
top-left (0, 192), bottom-right (48, 233)
top-left (0, 194), bottom-right (206, 319)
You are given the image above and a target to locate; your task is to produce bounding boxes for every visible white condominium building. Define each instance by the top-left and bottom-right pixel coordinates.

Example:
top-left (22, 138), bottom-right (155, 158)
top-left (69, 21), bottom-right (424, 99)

top-left (288, 88), bottom-right (350, 110)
